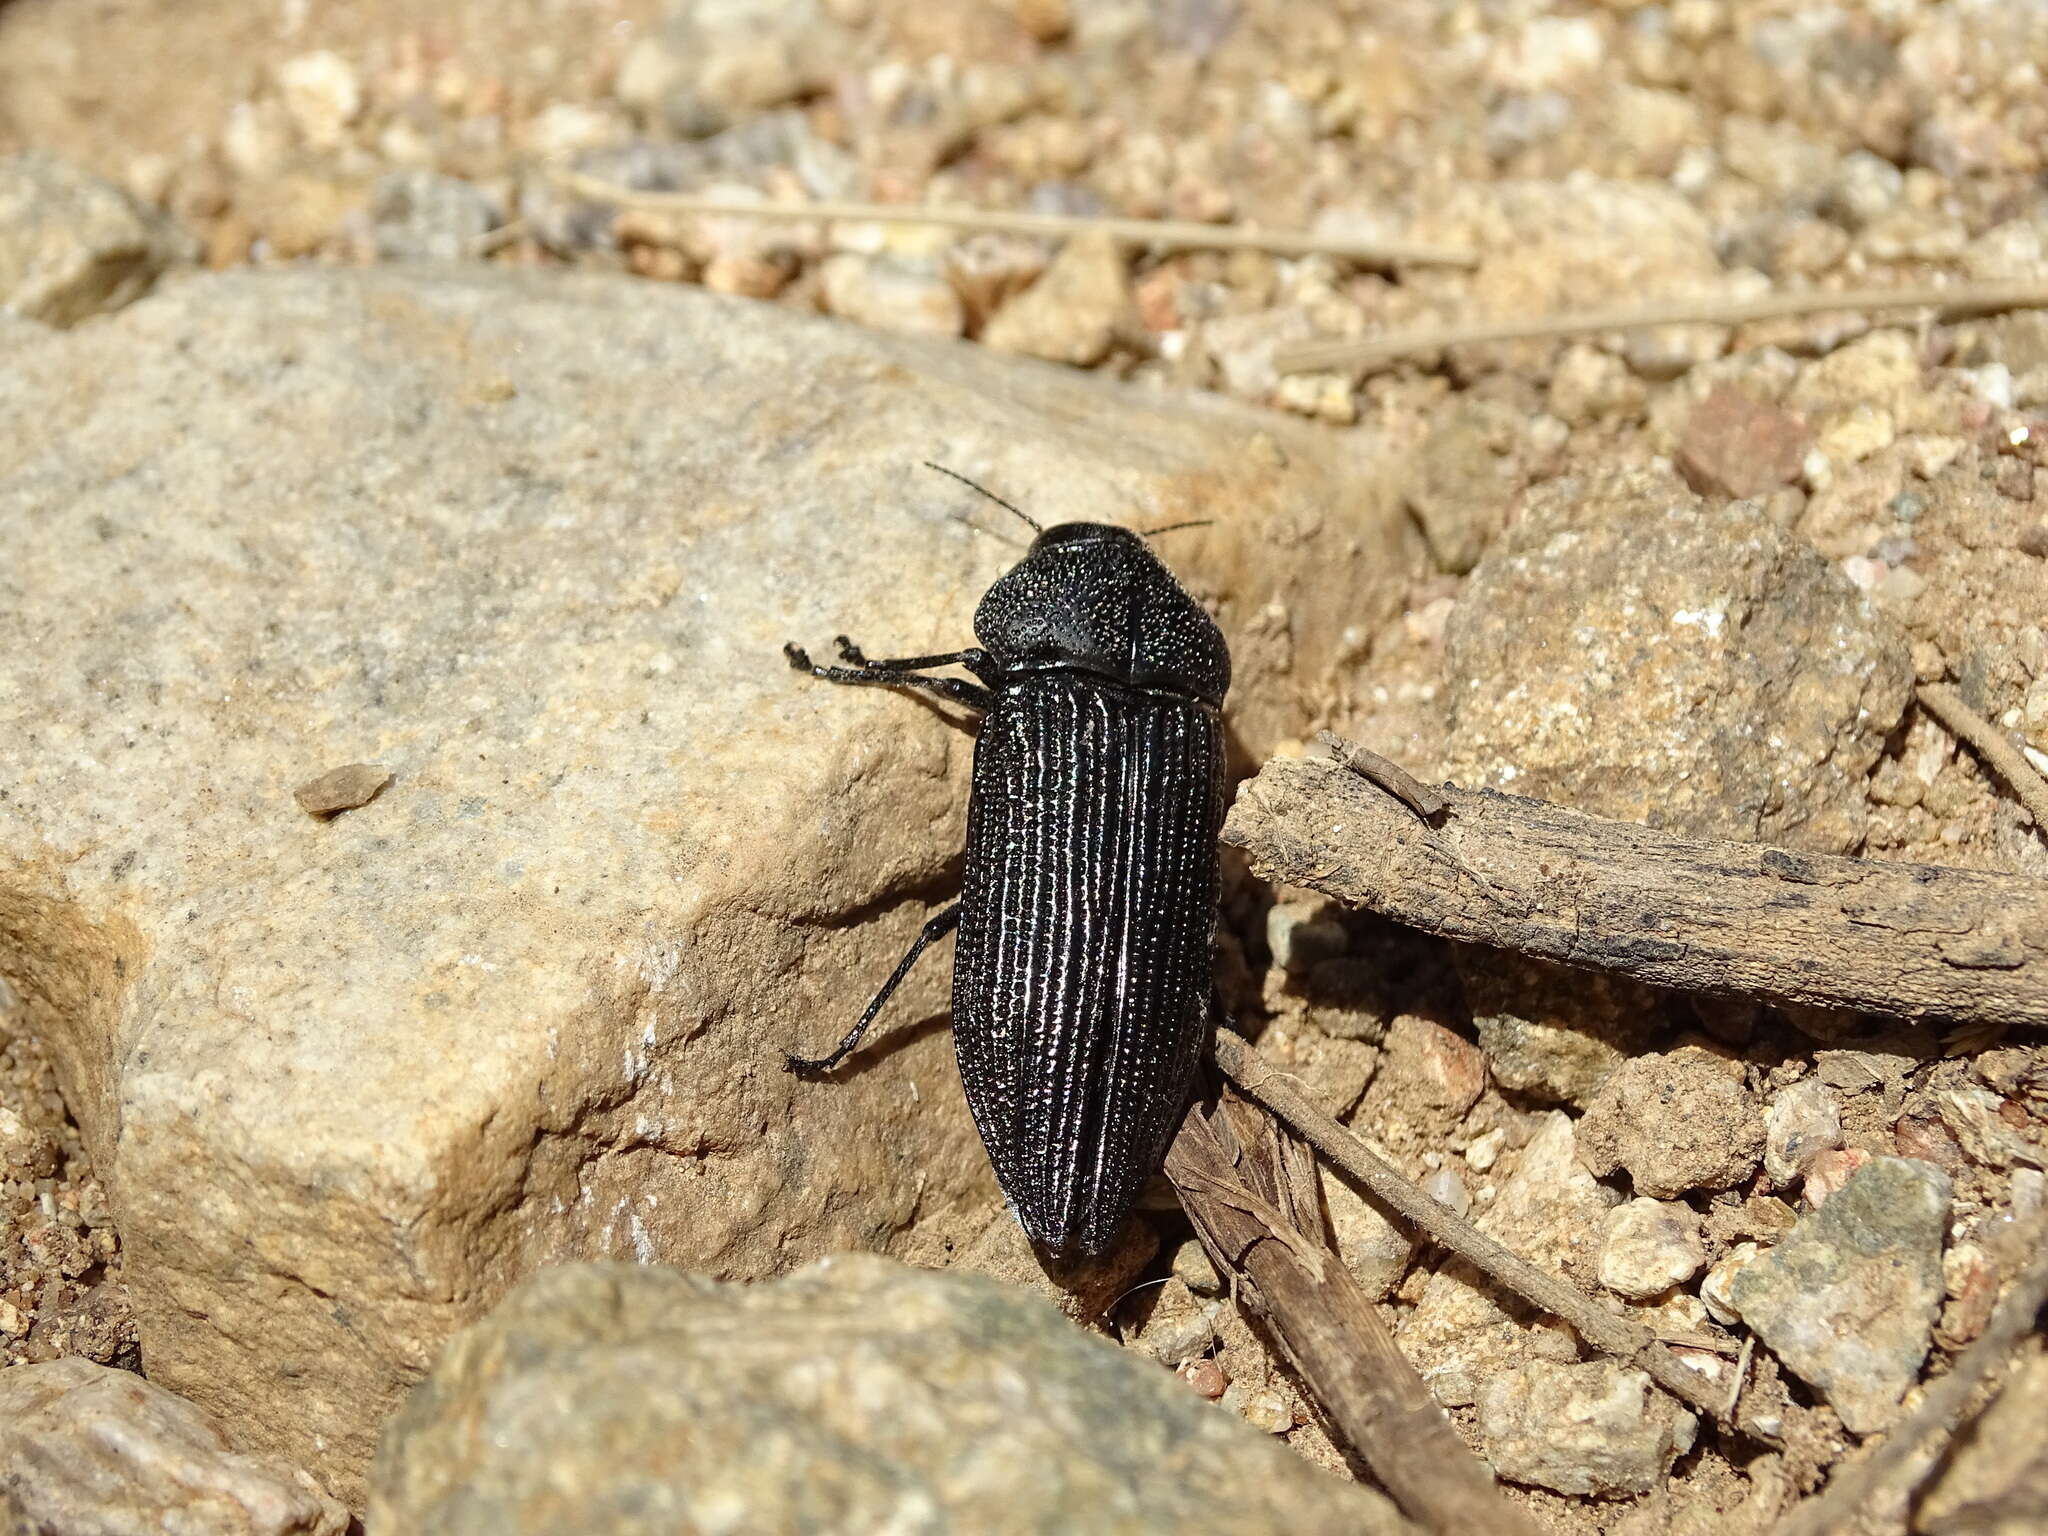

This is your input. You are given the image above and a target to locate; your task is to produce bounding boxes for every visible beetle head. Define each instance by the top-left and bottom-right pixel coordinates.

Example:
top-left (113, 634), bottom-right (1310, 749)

top-left (974, 522), bottom-right (1231, 706)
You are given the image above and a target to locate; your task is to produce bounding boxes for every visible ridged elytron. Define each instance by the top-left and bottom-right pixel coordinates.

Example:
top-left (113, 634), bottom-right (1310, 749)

top-left (784, 467), bottom-right (1228, 1258)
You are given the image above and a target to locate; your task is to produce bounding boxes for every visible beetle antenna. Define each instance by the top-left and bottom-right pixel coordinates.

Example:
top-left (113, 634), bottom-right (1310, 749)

top-left (923, 461), bottom-right (1042, 534)
top-left (1139, 519), bottom-right (1213, 539)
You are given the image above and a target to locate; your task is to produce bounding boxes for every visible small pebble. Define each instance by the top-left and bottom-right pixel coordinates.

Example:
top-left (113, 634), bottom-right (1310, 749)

top-left (1576, 1045), bottom-right (1762, 1199)
top-left (1264, 902), bottom-right (1347, 974)
top-left (293, 764), bottom-right (392, 819)
top-left (1128, 1280), bottom-right (1217, 1368)
top-left (1464, 1127), bottom-right (1506, 1173)
top-left (367, 171), bottom-right (503, 263)
top-left (1596, 1198), bottom-right (1706, 1300)
top-left (1169, 1238), bottom-right (1221, 1298)
top-left (981, 232), bottom-right (1131, 368)
top-left (1764, 1078), bottom-right (1844, 1187)
top-left (1221, 1380), bottom-right (1295, 1434)
top-left (1700, 1241), bottom-right (1762, 1326)
top-left (276, 51), bottom-right (363, 151)
top-left (2013, 1169), bottom-right (2046, 1224)
top-left (1421, 1165), bottom-right (1471, 1219)
top-left (819, 253), bottom-right (963, 338)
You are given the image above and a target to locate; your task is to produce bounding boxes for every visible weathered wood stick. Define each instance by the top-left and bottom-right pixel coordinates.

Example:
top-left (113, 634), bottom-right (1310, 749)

top-left (1212, 1029), bottom-right (1736, 1431)
top-left (1166, 1087), bottom-right (1538, 1535)
top-left (1224, 751), bottom-right (2048, 1028)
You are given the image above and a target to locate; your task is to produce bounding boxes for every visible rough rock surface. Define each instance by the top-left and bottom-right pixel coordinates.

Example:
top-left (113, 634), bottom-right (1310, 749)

top-left (0, 150), bottom-right (194, 326)
top-left (1400, 1112), bottom-right (1617, 1406)
top-left (367, 1257), bottom-right (1409, 1536)
top-left (1457, 948), bottom-right (1656, 1108)
top-left (0, 1357), bottom-right (348, 1535)
top-left (1577, 1045), bottom-right (1765, 1200)
top-left (1443, 466), bottom-right (1914, 854)
top-left (1728, 1156), bottom-right (1950, 1434)
top-left (1476, 1360), bottom-right (1698, 1498)
top-left (0, 264), bottom-right (1417, 1500)
top-left (1321, 1166), bottom-right (1414, 1302)
top-left (981, 230), bottom-right (1134, 367)
top-left (1403, 401), bottom-right (1521, 575)
top-left (1406, 179), bottom-right (1724, 378)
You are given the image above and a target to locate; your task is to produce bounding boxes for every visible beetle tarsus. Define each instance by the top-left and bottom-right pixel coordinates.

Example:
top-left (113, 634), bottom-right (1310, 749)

top-left (784, 642), bottom-right (995, 711)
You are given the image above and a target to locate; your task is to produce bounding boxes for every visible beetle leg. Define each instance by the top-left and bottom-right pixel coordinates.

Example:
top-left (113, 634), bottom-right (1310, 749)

top-left (833, 636), bottom-right (1001, 684)
top-left (786, 905), bottom-right (961, 1074)
top-left (784, 642), bottom-right (994, 711)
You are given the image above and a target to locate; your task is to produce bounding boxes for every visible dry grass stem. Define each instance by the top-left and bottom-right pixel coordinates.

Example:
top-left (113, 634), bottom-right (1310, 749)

top-left (469, 218), bottom-right (529, 257)
top-left (1272, 280), bottom-right (2048, 374)
top-left (1212, 1028), bottom-right (1739, 1433)
top-left (550, 170), bottom-right (1479, 268)
top-left (1918, 682), bottom-right (2048, 836)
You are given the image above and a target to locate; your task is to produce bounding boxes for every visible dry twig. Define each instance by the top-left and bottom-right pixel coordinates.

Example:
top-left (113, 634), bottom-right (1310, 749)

top-left (1167, 1085), bottom-right (1538, 1536)
top-left (549, 170), bottom-right (1479, 269)
top-left (1225, 751), bottom-right (2048, 1029)
top-left (1272, 280), bottom-right (2048, 375)
top-left (1918, 681), bottom-right (2048, 835)
top-left (1211, 1028), bottom-right (1738, 1432)
top-left (1771, 1212), bottom-right (2048, 1536)
top-left (1312, 730), bottom-right (1446, 822)
top-left (469, 218), bottom-right (529, 257)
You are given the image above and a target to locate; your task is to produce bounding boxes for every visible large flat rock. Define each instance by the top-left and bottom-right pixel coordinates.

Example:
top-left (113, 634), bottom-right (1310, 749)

top-left (0, 265), bottom-right (1415, 1501)
top-left (368, 1256), bottom-right (1412, 1535)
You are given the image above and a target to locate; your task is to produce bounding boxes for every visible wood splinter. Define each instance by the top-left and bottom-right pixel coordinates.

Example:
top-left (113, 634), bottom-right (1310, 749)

top-left (1166, 1084), bottom-right (1543, 1536)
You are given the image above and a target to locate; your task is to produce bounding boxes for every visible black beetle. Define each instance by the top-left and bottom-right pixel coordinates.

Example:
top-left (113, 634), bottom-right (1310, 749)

top-left (784, 466), bottom-right (1228, 1258)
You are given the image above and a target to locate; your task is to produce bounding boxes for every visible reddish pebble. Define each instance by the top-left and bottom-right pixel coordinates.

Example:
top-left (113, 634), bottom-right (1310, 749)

top-left (1676, 386), bottom-right (1811, 500)
top-left (1802, 1146), bottom-right (1871, 1207)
